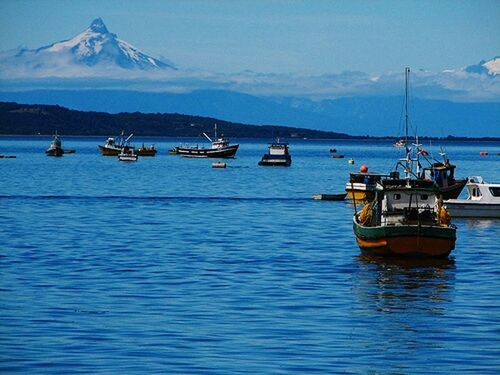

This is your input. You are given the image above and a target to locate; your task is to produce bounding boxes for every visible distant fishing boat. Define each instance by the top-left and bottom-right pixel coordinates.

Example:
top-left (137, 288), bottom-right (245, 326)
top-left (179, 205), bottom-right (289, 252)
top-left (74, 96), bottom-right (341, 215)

top-left (258, 140), bottom-right (292, 166)
top-left (393, 139), bottom-right (406, 148)
top-left (175, 125), bottom-right (239, 158)
top-left (445, 176), bottom-right (500, 218)
top-left (118, 146), bottom-right (138, 162)
top-left (136, 143), bottom-right (157, 156)
top-left (353, 68), bottom-right (456, 258)
top-left (99, 131), bottom-right (133, 156)
top-left (45, 132), bottom-right (64, 157)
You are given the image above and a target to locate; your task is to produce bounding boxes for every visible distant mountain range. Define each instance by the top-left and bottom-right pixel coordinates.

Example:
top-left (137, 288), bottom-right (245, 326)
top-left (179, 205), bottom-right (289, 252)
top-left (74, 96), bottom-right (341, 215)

top-left (0, 90), bottom-right (498, 137)
top-left (0, 18), bottom-right (498, 137)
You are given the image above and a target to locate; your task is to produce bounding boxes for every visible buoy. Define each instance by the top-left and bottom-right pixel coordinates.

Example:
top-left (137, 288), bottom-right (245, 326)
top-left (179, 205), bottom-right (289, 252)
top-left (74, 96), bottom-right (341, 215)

top-left (480, 151), bottom-right (489, 156)
top-left (348, 159), bottom-right (355, 164)
top-left (360, 165), bottom-right (368, 173)
top-left (212, 162), bottom-right (227, 168)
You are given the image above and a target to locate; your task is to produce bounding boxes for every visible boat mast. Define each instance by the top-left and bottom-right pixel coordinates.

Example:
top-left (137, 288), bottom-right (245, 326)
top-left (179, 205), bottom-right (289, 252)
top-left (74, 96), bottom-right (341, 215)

top-left (404, 67), bottom-right (411, 184)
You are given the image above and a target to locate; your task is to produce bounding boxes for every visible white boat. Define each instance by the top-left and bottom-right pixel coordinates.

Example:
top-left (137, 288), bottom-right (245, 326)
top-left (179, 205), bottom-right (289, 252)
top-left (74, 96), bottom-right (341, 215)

top-left (258, 140), bottom-right (291, 166)
top-left (175, 124), bottom-right (239, 158)
top-left (445, 177), bottom-right (500, 218)
top-left (118, 146), bottom-right (138, 162)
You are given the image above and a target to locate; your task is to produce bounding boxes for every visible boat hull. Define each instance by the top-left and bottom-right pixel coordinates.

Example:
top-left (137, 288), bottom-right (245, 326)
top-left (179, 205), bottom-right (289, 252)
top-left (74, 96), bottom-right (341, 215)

top-left (176, 144), bottom-right (239, 158)
top-left (445, 202), bottom-right (500, 218)
top-left (99, 145), bottom-right (121, 156)
top-left (353, 217), bottom-right (456, 258)
top-left (258, 159), bottom-right (291, 166)
top-left (346, 190), bottom-right (374, 201)
top-left (136, 148), bottom-right (157, 157)
top-left (439, 179), bottom-right (467, 200)
top-left (118, 155), bottom-right (138, 162)
top-left (46, 147), bottom-right (64, 157)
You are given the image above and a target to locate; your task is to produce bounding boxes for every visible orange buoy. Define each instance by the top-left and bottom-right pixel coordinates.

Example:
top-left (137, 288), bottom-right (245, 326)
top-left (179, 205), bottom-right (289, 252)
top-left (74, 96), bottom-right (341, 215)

top-left (360, 165), bottom-right (368, 173)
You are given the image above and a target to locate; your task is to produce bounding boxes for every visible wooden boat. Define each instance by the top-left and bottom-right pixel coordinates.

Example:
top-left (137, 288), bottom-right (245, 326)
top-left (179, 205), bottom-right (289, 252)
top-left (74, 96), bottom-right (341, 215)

top-left (118, 146), bottom-right (138, 162)
top-left (445, 176), bottom-right (500, 218)
top-left (99, 131), bottom-right (132, 156)
top-left (312, 193), bottom-right (347, 201)
top-left (353, 179), bottom-right (456, 257)
top-left (353, 68), bottom-right (456, 258)
top-left (45, 132), bottom-right (64, 157)
top-left (420, 157), bottom-right (466, 199)
top-left (136, 143), bottom-right (157, 156)
top-left (175, 125), bottom-right (239, 158)
top-left (346, 169), bottom-right (397, 201)
top-left (258, 140), bottom-right (291, 166)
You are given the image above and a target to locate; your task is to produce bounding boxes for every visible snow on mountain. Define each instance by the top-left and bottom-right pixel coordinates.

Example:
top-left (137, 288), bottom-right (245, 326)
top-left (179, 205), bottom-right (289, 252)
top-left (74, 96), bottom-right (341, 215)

top-left (0, 18), bottom-right (174, 77)
top-left (464, 56), bottom-right (499, 75)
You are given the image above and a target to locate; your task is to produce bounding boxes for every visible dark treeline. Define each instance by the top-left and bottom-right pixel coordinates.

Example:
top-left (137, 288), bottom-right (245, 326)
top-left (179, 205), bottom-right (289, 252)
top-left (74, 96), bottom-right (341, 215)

top-left (1, 102), bottom-right (499, 141)
top-left (0, 102), bottom-right (355, 139)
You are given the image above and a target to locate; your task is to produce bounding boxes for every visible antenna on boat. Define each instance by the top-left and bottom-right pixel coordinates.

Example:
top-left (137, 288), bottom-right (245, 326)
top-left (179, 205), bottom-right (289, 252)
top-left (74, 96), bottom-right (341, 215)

top-left (214, 123), bottom-right (217, 139)
top-left (404, 67), bottom-right (412, 184)
top-left (203, 132), bottom-right (213, 142)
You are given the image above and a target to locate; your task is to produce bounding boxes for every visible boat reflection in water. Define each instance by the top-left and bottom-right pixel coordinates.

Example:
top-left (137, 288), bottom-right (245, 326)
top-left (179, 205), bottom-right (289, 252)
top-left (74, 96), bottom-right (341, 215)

top-left (354, 253), bottom-right (456, 315)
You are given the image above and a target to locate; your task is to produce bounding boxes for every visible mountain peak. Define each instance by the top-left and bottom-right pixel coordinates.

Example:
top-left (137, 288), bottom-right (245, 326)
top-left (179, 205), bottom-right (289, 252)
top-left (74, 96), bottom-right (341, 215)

top-left (464, 56), bottom-right (500, 76)
top-left (89, 18), bottom-right (108, 34)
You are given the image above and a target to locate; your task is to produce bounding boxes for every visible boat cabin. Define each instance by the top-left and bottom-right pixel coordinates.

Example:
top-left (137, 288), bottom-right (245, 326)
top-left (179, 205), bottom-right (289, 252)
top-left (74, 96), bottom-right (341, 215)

top-left (422, 161), bottom-right (457, 189)
top-left (462, 177), bottom-right (500, 201)
top-left (212, 136), bottom-right (230, 149)
top-left (104, 137), bottom-right (116, 148)
top-left (268, 143), bottom-right (289, 155)
top-left (377, 180), bottom-right (439, 226)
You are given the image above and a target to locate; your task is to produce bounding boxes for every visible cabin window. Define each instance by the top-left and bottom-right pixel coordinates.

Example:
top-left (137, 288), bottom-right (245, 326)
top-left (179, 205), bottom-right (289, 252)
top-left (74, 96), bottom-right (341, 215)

top-left (472, 188), bottom-right (481, 197)
top-left (420, 194), bottom-right (428, 200)
top-left (489, 187), bottom-right (500, 197)
top-left (393, 193), bottom-right (401, 200)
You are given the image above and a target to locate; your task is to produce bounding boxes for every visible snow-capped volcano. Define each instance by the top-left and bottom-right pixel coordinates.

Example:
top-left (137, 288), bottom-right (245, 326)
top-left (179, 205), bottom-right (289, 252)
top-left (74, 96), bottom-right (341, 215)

top-left (464, 56), bottom-right (499, 75)
top-left (0, 18), bottom-right (174, 77)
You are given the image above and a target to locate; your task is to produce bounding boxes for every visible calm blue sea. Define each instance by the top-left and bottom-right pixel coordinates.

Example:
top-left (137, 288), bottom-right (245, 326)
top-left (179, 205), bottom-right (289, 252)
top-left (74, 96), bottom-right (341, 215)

top-left (1, 136), bottom-right (499, 374)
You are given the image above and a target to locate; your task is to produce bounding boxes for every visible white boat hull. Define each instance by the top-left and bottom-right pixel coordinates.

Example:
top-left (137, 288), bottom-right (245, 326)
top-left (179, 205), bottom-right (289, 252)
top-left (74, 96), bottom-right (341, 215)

top-left (118, 155), bottom-right (138, 162)
top-left (445, 202), bottom-right (500, 218)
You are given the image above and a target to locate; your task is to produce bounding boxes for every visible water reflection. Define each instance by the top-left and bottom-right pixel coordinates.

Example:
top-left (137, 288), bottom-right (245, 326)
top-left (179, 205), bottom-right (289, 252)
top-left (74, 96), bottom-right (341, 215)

top-left (354, 254), bottom-right (456, 315)
top-left (456, 218), bottom-right (499, 229)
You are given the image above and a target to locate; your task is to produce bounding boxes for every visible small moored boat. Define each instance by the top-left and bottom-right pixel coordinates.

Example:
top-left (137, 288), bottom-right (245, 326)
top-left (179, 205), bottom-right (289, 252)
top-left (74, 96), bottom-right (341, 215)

top-left (420, 158), bottom-right (466, 200)
top-left (346, 165), bottom-right (397, 201)
top-left (137, 143), bottom-right (157, 156)
top-left (312, 193), bottom-right (347, 201)
top-left (118, 146), bottom-right (138, 162)
top-left (444, 176), bottom-right (500, 218)
top-left (393, 139), bottom-right (406, 148)
top-left (258, 140), bottom-right (292, 166)
top-left (99, 131), bottom-right (132, 156)
top-left (46, 132), bottom-right (64, 157)
top-left (175, 125), bottom-right (239, 158)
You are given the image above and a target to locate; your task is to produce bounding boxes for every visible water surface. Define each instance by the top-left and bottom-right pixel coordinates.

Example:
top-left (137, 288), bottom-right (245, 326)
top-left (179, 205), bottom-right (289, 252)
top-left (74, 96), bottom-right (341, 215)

top-left (1, 137), bottom-right (499, 373)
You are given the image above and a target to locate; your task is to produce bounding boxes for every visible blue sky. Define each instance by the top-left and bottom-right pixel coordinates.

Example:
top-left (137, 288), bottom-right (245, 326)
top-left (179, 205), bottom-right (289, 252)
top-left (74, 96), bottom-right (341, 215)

top-left (0, 0), bottom-right (498, 75)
